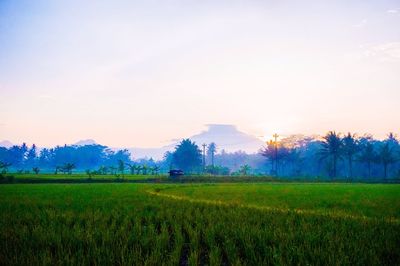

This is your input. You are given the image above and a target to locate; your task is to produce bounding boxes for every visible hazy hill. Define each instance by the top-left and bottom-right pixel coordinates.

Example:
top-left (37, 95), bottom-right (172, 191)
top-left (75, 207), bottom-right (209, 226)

top-left (0, 140), bottom-right (13, 148)
top-left (74, 139), bottom-right (98, 146)
top-left (190, 124), bottom-right (264, 152)
top-left (129, 124), bottom-right (265, 160)
top-left (0, 125), bottom-right (266, 160)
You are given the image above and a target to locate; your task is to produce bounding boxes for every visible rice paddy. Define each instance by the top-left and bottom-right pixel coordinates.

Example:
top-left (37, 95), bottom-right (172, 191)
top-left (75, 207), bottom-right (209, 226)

top-left (0, 181), bottom-right (399, 265)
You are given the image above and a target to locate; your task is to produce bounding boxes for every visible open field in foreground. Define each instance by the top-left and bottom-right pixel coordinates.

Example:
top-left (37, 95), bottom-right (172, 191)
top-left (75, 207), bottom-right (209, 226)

top-left (0, 183), bottom-right (399, 265)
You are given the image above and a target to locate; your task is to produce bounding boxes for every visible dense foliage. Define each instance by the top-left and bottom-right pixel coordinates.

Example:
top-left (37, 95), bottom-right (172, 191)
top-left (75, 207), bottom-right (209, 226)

top-left (1, 132), bottom-right (399, 179)
top-left (259, 132), bottom-right (400, 179)
top-left (170, 139), bottom-right (202, 173)
top-left (0, 144), bottom-right (131, 173)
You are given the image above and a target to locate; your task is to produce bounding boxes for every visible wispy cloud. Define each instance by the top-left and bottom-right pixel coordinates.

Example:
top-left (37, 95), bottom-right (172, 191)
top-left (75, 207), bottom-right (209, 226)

top-left (362, 42), bottom-right (400, 62)
top-left (386, 8), bottom-right (400, 14)
top-left (353, 19), bottom-right (367, 28)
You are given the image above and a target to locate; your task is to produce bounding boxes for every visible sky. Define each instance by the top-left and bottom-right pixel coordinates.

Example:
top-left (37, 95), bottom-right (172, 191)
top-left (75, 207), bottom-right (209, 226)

top-left (0, 0), bottom-right (400, 148)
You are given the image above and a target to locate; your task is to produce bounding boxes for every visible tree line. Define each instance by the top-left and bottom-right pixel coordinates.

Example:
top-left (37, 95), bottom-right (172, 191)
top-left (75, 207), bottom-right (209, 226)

top-left (164, 132), bottom-right (400, 179)
top-left (259, 132), bottom-right (399, 179)
top-left (0, 144), bottom-right (131, 174)
top-left (0, 131), bottom-right (399, 179)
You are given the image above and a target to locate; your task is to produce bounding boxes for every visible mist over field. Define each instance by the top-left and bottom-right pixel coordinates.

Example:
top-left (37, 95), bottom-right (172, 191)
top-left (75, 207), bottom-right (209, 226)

top-left (1, 1), bottom-right (400, 265)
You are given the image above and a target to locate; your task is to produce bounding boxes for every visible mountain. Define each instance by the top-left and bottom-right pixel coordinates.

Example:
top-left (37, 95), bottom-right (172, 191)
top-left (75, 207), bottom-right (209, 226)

top-left (189, 124), bottom-right (264, 152)
top-left (129, 124), bottom-right (265, 160)
top-left (0, 125), bottom-right (265, 160)
top-left (73, 139), bottom-right (98, 146)
top-left (0, 140), bottom-right (13, 148)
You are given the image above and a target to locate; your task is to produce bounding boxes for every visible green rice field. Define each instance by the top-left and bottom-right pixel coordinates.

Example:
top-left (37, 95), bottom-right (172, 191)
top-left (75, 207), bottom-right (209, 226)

top-left (0, 181), bottom-right (399, 265)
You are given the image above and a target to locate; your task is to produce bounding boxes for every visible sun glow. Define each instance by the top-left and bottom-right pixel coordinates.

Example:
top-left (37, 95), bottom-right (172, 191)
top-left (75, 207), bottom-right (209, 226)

top-left (260, 133), bottom-right (283, 143)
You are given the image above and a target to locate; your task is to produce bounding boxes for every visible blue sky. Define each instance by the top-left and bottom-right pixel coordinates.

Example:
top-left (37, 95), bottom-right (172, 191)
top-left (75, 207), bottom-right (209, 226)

top-left (0, 0), bottom-right (399, 147)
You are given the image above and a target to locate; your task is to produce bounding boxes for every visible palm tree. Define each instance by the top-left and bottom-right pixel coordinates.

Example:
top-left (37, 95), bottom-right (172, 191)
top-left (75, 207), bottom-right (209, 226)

top-left (55, 163), bottom-right (74, 175)
top-left (54, 166), bottom-right (61, 174)
top-left (239, 164), bottom-right (251, 175)
top-left (358, 142), bottom-right (376, 178)
top-left (133, 165), bottom-right (141, 175)
top-left (386, 132), bottom-right (399, 147)
top-left (319, 131), bottom-right (343, 178)
top-left (32, 167), bottom-right (40, 175)
top-left (98, 165), bottom-right (108, 175)
top-left (207, 143), bottom-right (217, 167)
top-left (141, 165), bottom-right (148, 175)
top-left (63, 163), bottom-right (75, 175)
top-left (260, 140), bottom-right (277, 175)
top-left (148, 166), bottom-right (155, 175)
top-left (126, 163), bottom-right (136, 175)
top-left (117, 160), bottom-right (125, 177)
top-left (109, 166), bottom-right (117, 175)
top-left (0, 161), bottom-right (12, 174)
top-left (286, 148), bottom-right (303, 176)
top-left (342, 133), bottom-right (359, 180)
top-left (153, 165), bottom-right (160, 175)
top-left (378, 143), bottom-right (397, 179)
top-left (85, 169), bottom-right (94, 178)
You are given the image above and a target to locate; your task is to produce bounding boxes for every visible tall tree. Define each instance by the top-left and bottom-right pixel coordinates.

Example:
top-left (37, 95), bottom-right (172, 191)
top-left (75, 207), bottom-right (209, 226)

top-left (32, 167), bottom-right (40, 175)
top-left (126, 163), bottom-right (136, 175)
top-left (8, 144), bottom-right (28, 168)
top-left (378, 142), bottom-right (397, 179)
top-left (38, 148), bottom-right (52, 168)
top-left (386, 133), bottom-right (399, 148)
top-left (260, 140), bottom-right (278, 175)
top-left (260, 140), bottom-right (289, 176)
top-left (141, 165), bottom-right (148, 175)
top-left (342, 133), bottom-right (359, 179)
top-left (286, 148), bottom-right (303, 176)
top-left (239, 164), bottom-right (251, 175)
top-left (207, 142), bottom-right (217, 166)
top-left (117, 160), bottom-right (125, 176)
top-left (0, 161), bottom-right (12, 174)
top-left (62, 163), bottom-right (75, 175)
top-left (98, 165), bottom-right (108, 175)
top-left (207, 142), bottom-right (217, 173)
top-left (358, 142), bottom-right (376, 178)
top-left (319, 131), bottom-right (342, 178)
top-left (162, 151), bottom-right (174, 171)
top-left (150, 165), bottom-right (160, 175)
top-left (26, 144), bottom-right (37, 167)
top-left (172, 139), bottom-right (202, 173)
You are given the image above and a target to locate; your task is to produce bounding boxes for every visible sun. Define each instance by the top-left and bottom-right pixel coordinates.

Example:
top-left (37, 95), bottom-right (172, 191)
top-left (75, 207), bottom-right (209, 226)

top-left (260, 133), bottom-right (282, 143)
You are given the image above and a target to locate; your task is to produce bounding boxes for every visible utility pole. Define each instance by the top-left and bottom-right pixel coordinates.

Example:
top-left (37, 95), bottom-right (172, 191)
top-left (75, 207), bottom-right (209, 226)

top-left (273, 133), bottom-right (279, 176)
top-left (202, 143), bottom-right (207, 173)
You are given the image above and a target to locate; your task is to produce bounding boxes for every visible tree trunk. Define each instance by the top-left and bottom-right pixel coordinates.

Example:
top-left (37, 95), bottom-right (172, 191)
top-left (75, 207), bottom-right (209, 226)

top-left (383, 163), bottom-right (387, 180)
top-left (367, 162), bottom-right (371, 178)
top-left (333, 156), bottom-right (337, 179)
top-left (350, 158), bottom-right (353, 180)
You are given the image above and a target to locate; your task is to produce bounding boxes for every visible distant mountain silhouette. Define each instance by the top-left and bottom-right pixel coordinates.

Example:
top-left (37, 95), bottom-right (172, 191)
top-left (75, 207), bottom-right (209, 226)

top-left (129, 124), bottom-right (265, 160)
top-left (190, 124), bottom-right (264, 152)
top-left (73, 139), bottom-right (98, 146)
top-left (0, 140), bottom-right (13, 148)
top-left (1, 125), bottom-right (266, 160)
